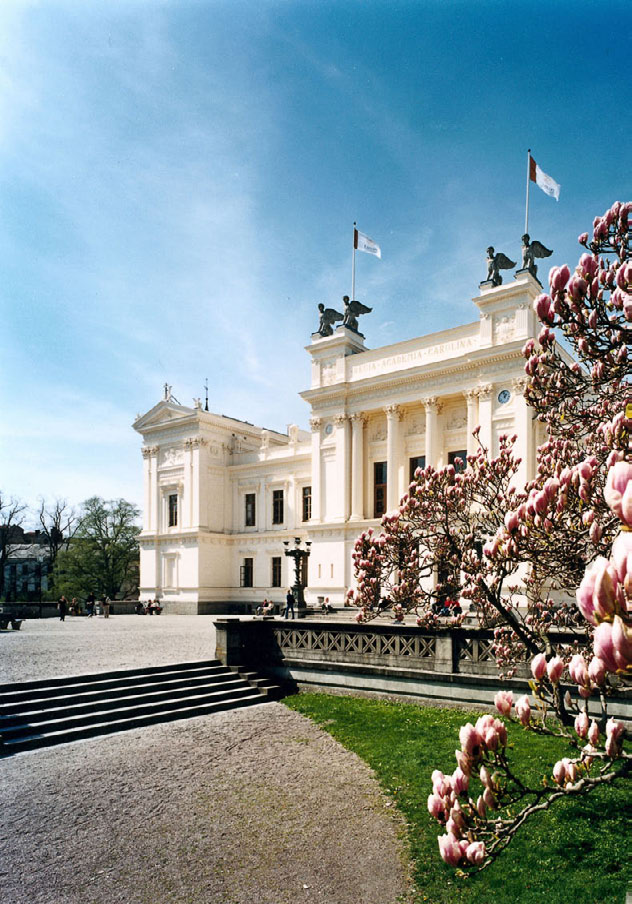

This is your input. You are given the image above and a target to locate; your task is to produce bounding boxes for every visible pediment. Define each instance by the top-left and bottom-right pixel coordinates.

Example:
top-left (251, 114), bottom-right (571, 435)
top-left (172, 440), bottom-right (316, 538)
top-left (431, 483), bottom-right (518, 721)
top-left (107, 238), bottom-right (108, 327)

top-left (133, 400), bottom-right (194, 432)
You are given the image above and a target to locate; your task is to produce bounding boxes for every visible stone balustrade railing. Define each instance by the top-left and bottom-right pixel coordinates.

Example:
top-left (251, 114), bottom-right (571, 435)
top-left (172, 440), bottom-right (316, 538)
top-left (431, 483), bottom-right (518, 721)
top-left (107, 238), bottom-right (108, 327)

top-left (215, 618), bottom-right (588, 680)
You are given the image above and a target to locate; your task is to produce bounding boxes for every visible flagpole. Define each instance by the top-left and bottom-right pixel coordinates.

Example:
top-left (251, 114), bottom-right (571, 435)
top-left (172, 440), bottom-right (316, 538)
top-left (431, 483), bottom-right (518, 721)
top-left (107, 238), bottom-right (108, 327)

top-left (525, 149), bottom-right (531, 235)
top-left (351, 221), bottom-right (357, 300)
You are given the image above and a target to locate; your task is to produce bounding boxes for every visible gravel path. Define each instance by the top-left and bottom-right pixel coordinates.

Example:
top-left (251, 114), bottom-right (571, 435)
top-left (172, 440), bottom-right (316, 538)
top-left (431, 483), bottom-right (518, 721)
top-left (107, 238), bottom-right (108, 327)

top-left (0, 617), bottom-right (411, 904)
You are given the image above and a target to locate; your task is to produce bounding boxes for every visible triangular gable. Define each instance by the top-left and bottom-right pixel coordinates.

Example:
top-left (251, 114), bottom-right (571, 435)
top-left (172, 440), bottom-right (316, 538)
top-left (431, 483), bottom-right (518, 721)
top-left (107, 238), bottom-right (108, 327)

top-left (133, 400), bottom-right (194, 432)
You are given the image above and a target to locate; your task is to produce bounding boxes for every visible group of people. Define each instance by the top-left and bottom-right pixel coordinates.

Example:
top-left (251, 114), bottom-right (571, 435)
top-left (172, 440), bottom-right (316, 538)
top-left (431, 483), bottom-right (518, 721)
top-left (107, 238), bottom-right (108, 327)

top-left (135, 600), bottom-right (163, 615)
top-left (57, 592), bottom-right (110, 620)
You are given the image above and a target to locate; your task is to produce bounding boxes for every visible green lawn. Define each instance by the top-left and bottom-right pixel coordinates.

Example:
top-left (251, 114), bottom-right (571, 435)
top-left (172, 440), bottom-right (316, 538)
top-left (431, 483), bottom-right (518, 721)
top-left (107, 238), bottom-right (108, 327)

top-left (284, 693), bottom-right (630, 904)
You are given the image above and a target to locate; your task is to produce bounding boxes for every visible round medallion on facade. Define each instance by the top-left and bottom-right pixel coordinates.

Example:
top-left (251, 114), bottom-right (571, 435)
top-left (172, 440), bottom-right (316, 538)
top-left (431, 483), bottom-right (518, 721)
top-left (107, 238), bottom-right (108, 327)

top-left (497, 389), bottom-right (511, 405)
top-left (324, 423), bottom-right (333, 435)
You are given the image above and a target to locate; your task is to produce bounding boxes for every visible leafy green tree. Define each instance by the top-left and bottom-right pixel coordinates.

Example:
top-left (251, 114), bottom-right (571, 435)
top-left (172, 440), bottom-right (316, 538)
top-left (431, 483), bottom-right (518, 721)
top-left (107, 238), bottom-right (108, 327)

top-left (54, 497), bottom-right (140, 601)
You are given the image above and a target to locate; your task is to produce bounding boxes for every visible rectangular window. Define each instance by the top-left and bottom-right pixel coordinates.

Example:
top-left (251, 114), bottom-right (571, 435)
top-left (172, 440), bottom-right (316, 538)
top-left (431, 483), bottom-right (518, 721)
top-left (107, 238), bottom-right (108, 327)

top-left (374, 461), bottom-right (387, 518)
top-left (240, 557), bottom-right (254, 588)
top-left (168, 493), bottom-right (178, 527)
top-left (302, 486), bottom-right (312, 522)
top-left (245, 493), bottom-right (256, 527)
top-left (448, 450), bottom-right (468, 474)
top-left (409, 455), bottom-right (426, 482)
top-left (272, 489), bottom-right (284, 525)
top-left (271, 556), bottom-right (282, 587)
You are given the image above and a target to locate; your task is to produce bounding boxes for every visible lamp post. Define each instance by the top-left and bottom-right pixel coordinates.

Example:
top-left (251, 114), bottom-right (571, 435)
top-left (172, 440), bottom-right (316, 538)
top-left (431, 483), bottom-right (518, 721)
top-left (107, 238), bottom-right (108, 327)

top-left (283, 537), bottom-right (311, 617)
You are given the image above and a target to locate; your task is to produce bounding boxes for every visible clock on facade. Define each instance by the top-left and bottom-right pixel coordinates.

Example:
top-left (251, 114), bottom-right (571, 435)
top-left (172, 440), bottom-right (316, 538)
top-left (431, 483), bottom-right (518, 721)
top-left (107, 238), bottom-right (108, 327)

top-left (497, 389), bottom-right (511, 404)
top-left (324, 423), bottom-right (333, 435)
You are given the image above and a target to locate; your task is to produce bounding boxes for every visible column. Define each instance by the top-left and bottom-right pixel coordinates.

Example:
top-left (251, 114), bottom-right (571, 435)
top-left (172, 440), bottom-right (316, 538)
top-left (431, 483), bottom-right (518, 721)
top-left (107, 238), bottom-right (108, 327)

top-left (334, 414), bottom-right (350, 521)
top-left (310, 417), bottom-right (322, 522)
top-left (350, 413), bottom-right (366, 521)
top-left (512, 378), bottom-right (533, 485)
top-left (257, 479), bottom-right (266, 531)
top-left (385, 404), bottom-right (401, 511)
top-left (464, 390), bottom-right (479, 456)
top-left (141, 448), bottom-right (152, 531)
top-left (151, 446), bottom-right (160, 533)
top-left (183, 439), bottom-right (193, 528)
top-left (477, 384), bottom-right (494, 455)
top-left (191, 437), bottom-right (208, 529)
top-left (423, 398), bottom-right (440, 468)
top-left (286, 478), bottom-right (295, 530)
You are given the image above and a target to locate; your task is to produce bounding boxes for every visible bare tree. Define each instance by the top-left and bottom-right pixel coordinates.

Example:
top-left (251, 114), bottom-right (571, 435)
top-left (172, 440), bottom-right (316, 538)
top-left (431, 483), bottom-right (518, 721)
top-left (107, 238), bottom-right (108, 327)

top-left (0, 492), bottom-right (28, 598)
top-left (38, 498), bottom-right (79, 586)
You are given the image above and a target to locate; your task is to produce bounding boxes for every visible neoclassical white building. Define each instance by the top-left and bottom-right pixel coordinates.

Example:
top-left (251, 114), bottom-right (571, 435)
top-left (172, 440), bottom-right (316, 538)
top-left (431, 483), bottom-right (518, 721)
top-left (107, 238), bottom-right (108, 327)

top-left (134, 270), bottom-right (548, 614)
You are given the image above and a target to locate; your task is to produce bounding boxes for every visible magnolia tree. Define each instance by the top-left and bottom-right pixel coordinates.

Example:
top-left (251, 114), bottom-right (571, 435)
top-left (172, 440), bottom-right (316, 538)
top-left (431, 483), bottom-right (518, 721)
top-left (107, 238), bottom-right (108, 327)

top-left (348, 202), bottom-right (631, 868)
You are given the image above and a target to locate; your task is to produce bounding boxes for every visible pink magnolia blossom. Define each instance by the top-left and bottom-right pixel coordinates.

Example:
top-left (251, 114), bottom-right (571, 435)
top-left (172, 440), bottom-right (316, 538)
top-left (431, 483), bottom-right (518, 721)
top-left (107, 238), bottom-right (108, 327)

top-left (482, 787), bottom-right (497, 810)
top-left (452, 767), bottom-right (469, 795)
top-left (588, 721), bottom-right (600, 746)
top-left (476, 795), bottom-right (487, 818)
top-left (459, 723), bottom-right (483, 759)
top-left (466, 841), bottom-right (486, 865)
top-left (576, 557), bottom-right (618, 625)
top-left (552, 760), bottom-right (566, 785)
top-left (611, 530), bottom-right (632, 601)
top-left (547, 656), bottom-right (564, 683)
top-left (515, 694), bottom-right (531, 726)
top-left (494, 690), bottom-right (513, 716)
top-left (568, 654), bottom-right (589, 686)
top-left (427, 793), bottom-right (445, 820)
top-left (530, 652), bottom-right (547, 680)
top-left (574, 711), bottom-right (589, 739)
top-left (438, 832), bottom-right (463, 867)
top-left (588, 656), bottom-right (607, 685)
top-left (455, 749), bottom-right (472, 776)
top-left (604, 461), bottom-right (632, 527)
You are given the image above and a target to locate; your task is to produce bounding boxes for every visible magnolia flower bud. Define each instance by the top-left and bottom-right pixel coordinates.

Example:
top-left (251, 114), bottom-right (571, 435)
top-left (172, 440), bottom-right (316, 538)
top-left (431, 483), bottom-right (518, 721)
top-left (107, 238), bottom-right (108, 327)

top-left (494, 690), bottom-right (513, 716)
top-left (547, 656), bottom-right (564, 683)
top-left (588, 721), bottom-right (600, 746)
top-left (574, 711), bottom-right (589, 739)
top-left (531, 652), bottom-right (547, 680)
top-left (588, 656), bottom-right (607, 685)
top-left (466, 841), bottom-right (486, 865)
top-left (515, 694), bottom-right (531, 726)
top-left (604, 461), bottom-right (632, 528)
top-left (552, 760), bottom-right (566, 785)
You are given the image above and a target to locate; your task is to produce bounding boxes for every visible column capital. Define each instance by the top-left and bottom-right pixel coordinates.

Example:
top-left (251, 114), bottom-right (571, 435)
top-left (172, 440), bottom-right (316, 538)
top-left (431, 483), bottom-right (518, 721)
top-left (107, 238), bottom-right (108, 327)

top-left (191, 436), bottom-right (208, 448)
top-left (511, 377), bottom-right (528, 396)
top-left (310, 416), bottom-right (322, 433)
top-left (463, 388), bottom-right (479, 403)
top-left (423, 396), bottom-right (442, 414)
top-left (141, 446), bottom-right (153, 459)
top-left (477, 383), bottom-right (493, 401)
top-left (333, 413), bottom-right (347, 426)
top-left (350, 412), bottom-right (367, 425)
top-left (384, 403), bottom-right (402, 420)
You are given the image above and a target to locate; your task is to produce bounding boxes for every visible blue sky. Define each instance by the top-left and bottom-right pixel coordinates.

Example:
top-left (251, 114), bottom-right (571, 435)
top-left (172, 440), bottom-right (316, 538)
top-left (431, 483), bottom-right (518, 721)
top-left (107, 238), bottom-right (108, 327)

top-left (1, 0), bottom-right (630, 521)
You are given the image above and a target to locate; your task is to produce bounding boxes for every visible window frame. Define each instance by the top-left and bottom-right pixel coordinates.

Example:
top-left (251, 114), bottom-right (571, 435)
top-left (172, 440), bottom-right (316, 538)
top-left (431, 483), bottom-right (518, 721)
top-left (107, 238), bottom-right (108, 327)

top-left (373, 461), bottom-right (387, 518)
top-left (272, 488), bottom-right (284, 525)
top-left (245, 493), bottom-right (256, 527)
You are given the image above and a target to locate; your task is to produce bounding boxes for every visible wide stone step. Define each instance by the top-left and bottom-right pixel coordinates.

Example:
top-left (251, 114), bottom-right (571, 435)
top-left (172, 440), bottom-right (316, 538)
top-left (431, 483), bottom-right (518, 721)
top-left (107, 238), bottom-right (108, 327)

top-left (0, 660), bottom-right (227, 702)
top-left (0, 678), bottom-right (253, 729)
top-left (0, 683), bottom-right (258, 739)
top-left (0, 671), bottom-right (244, 718)
top-left (0, 659), bottom-right (282, 755)
top-left (1, 692), bottom-right (266, 753)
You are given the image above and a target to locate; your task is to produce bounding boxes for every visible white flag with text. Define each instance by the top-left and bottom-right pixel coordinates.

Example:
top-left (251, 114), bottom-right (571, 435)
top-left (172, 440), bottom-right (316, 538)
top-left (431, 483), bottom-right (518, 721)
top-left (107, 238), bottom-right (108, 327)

top-left (354, 228), bottom-right (381, 258)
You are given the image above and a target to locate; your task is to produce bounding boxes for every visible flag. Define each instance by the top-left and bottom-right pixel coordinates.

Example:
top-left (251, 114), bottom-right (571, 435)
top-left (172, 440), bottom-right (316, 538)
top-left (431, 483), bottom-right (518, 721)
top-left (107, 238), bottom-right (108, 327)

top-left (529, 155), bottom-right (560, 201)
top-left (354, 228), bottom-right (381, 258)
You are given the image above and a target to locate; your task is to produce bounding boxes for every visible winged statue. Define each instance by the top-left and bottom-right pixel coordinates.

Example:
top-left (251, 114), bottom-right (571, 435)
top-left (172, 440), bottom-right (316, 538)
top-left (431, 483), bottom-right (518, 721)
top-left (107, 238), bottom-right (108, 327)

top-left (342, 296), bottom-right (372, 333)
top-left (521, 234), bottom-right (553, 279)
top-left (486, 247), bottom-right (516, 287)
top-left (316, 303), bottom-right (344, 337)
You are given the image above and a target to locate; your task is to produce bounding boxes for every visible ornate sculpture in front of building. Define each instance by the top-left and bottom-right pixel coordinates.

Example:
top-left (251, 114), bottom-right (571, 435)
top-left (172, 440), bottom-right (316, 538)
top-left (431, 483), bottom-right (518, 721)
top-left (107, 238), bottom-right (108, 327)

top-left (485, 248), bottom-right (516, 287)
top-left (342, 296), bottom-right (372, 332)
top-left (316, 303), bottom-right (344, 336)
top-left (520, 234), bottom-right (553, 280)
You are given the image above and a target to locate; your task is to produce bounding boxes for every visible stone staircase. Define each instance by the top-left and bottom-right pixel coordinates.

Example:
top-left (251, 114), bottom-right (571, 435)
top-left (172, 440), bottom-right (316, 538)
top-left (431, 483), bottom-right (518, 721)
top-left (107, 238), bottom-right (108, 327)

top-left (0, 659), bottom-right (281, 755)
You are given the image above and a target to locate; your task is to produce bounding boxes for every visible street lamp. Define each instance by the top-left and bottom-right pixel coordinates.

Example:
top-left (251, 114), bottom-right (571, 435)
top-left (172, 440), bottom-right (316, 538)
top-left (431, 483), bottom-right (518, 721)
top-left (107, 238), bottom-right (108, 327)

top-left (283, 537), bottom-right (311, 616)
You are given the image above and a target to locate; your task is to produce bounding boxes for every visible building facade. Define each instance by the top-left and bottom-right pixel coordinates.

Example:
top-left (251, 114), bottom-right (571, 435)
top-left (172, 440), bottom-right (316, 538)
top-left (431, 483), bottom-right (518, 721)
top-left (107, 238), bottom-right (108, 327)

top-left (134, 271), bottom-right (549, 614)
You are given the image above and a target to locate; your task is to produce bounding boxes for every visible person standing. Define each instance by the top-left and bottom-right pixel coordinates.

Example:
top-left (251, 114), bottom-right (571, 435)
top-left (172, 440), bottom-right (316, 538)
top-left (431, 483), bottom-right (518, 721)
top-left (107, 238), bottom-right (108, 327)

top-left (284, 589), bottom-right (295, 620)
top-left (102, 595), bottom-right (111, 619)
top-left (58, 595), bottom-right (68, 621)
top-left (86, 592), bottom-right (95, 617)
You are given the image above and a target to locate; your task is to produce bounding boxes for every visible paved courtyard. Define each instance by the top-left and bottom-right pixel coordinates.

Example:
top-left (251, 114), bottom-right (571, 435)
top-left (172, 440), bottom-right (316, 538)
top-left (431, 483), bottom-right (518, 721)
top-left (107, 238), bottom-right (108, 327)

top-left (0, 616), bottom-right (411, 904)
